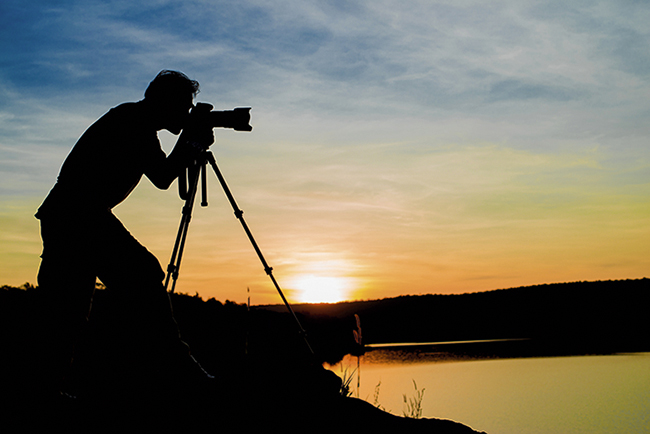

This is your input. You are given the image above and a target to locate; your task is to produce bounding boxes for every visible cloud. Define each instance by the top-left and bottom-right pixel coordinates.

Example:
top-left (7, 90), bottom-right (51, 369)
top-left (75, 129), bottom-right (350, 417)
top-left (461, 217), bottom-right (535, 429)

top-left (3, 0), bottom-right (648, 118)
top-left (487, 78), bottom-right (581, 102)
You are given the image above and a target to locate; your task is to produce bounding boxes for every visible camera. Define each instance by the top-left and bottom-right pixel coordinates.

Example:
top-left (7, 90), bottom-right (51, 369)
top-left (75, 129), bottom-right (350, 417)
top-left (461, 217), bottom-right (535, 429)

top-left (191, 102), bottom-right (252, 132)
top-left (208, 107), bottom-right (252, 132)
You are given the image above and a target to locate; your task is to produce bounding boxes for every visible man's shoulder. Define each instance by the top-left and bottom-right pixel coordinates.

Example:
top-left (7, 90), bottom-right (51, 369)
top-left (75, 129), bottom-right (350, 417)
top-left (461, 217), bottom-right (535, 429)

top-left (94, 102), bottom-right (156, 137)
top-left (105, 101), bottom-right (143, 118)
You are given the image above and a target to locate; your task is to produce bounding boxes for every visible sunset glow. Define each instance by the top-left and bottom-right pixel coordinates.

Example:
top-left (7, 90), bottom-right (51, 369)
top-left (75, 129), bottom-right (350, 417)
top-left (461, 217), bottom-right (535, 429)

top-left (290, 274), bottom-right (353, 304)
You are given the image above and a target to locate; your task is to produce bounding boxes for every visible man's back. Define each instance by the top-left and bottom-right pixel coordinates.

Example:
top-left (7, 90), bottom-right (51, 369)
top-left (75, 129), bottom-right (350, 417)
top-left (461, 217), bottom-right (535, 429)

top-left (36, 102), bottom-right (166, 218)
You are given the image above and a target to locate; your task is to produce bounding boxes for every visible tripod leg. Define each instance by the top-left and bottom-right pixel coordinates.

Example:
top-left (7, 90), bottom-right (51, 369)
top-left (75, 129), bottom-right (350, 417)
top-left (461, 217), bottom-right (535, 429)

top-left (204, 151), bottom-right (314, 355)
top-left (164, 164), bottom-right (201, 293)
top-left (201, 160), bottom-right (208, 207)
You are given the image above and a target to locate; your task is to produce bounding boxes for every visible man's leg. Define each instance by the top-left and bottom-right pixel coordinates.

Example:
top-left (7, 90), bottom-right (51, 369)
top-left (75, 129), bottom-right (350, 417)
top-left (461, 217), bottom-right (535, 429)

top-left (94, 213), bottom-right (211, 397)
top-left (30, 218), bottom-right (96, 400)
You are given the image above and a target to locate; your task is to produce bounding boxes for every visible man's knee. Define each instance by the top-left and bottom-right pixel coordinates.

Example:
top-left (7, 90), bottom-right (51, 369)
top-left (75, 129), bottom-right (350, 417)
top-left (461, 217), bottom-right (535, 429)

top-left (37, 256), bottom-right (96, 315)
top-left (129, 253), bottom-right (166, 289)
top-left (99, 243), bottom-right (165, 291)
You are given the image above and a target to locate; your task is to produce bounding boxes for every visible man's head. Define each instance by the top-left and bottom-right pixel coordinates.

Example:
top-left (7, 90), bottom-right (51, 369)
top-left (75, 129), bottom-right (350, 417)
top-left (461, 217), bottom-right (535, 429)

top-left (144, 70), bottom-right (200, 134)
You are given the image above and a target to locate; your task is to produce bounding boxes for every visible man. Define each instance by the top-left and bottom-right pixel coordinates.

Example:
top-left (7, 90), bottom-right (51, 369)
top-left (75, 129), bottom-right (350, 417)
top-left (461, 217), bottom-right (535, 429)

top-left (33, 70), bottom-right (214, 401)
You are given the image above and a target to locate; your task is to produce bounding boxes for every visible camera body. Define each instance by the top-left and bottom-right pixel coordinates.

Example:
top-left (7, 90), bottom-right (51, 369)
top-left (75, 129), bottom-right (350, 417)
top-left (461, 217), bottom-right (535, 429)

top-left (191, 102), bottom-right (252, 132)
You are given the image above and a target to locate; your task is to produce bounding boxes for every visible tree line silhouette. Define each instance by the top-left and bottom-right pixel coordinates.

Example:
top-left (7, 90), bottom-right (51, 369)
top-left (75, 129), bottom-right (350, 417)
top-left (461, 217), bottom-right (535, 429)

top-left (259, 278), bottom-right (650, 359)
top-left (2, 278), bottom-right (648, 371)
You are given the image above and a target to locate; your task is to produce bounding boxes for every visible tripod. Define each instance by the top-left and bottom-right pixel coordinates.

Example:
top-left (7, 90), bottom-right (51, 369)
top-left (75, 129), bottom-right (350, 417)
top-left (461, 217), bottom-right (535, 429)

top-left (164, 150), bottom-right (314, 355)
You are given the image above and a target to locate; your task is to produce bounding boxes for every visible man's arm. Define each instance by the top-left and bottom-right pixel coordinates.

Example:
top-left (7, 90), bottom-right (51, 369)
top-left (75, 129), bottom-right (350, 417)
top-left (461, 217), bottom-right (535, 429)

top-left (145, 127), bottom-right (215, 190)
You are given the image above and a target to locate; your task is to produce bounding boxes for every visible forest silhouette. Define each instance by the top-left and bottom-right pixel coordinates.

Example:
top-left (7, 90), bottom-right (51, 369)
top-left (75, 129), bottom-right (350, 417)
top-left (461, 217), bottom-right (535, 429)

top-left (2, 278), bottom-right (647, 432)
top-left (267, 277), bottom-right (650, 359)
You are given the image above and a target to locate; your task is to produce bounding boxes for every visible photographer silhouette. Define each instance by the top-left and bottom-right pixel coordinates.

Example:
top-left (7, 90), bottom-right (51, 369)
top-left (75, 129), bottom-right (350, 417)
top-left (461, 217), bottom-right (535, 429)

top-left (33, 70), bottom-right (215, 401)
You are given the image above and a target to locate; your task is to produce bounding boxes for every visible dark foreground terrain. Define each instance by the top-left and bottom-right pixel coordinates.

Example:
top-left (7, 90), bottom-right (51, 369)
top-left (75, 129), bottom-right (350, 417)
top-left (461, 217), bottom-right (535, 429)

top-left (1, 283), bottom-right (487, 433)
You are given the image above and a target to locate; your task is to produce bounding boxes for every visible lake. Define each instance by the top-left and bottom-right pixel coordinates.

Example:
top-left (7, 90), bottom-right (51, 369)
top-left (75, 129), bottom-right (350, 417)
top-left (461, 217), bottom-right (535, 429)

top-left (325, 348), bottom-right (650, 434)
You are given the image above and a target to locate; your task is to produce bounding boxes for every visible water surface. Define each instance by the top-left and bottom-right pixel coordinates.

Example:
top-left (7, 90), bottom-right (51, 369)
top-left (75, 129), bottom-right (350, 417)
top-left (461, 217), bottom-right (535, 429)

top-left (327, 351), bottom-right (650, 434)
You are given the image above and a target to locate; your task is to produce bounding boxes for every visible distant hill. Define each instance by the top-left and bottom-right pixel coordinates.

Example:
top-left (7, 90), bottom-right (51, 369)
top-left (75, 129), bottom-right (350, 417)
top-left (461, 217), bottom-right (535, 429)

top-left (2, 278), bottom-right (648, 367)
top-left (258, 278), bottom-right (650, 357)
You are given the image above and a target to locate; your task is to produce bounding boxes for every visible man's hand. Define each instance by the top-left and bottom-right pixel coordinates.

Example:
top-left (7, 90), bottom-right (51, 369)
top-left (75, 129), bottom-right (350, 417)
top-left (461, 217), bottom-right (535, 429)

top-left (184, 126), bottom-right (215, 150)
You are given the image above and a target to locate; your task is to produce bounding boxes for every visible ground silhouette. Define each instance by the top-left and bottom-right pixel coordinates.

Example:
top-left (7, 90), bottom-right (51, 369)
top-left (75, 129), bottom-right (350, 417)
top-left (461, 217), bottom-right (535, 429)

top-left (1, 283), bottom-right (486, 433)
top-left (5, 278), bottom-right (648, 431)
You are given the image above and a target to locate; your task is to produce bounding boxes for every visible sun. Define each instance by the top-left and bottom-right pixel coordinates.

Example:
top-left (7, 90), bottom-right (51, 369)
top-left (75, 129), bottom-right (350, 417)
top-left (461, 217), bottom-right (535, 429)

top-left (291, 274), bottom-right (351, 304)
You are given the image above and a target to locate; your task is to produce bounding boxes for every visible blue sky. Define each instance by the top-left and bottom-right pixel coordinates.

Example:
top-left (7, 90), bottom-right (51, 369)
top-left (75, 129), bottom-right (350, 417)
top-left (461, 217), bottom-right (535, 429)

top-left (1, 0), bottom-right (649, 304)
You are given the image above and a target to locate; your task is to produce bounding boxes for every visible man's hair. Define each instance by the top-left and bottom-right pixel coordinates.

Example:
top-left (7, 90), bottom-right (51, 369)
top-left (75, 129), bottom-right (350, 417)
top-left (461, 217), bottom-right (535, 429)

top-left (144, 70), bottom-right (200, 103)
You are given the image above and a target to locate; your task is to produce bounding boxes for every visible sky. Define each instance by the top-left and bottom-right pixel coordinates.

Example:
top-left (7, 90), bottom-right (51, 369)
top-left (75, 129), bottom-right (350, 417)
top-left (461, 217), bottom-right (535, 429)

top-left (1, 0), bottom-right (649, 305)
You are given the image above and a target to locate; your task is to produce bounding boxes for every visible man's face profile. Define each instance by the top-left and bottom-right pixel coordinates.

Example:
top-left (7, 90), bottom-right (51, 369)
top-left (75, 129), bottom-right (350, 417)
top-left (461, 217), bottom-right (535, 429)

top-left (162, 94), bottom-right (194, 135)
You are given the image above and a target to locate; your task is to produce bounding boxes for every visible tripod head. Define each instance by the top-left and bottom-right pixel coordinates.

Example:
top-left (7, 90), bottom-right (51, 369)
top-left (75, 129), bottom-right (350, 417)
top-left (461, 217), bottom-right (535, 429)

top-left (178, 104), bottom-right (252, 200)
top-left (178, 150), bottom-right (211, 203)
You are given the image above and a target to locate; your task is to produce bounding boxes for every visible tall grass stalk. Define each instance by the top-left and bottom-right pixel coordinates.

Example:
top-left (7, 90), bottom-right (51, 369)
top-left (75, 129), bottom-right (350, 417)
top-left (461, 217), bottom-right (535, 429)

top-left (353, 314), bottom-right (362, 398)
top-left (372, 381), bottom-right (386, 412)
top-left (402, 380), bottom-right (425, 419)
top-left (338, 366), bottom-right (357, 397)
